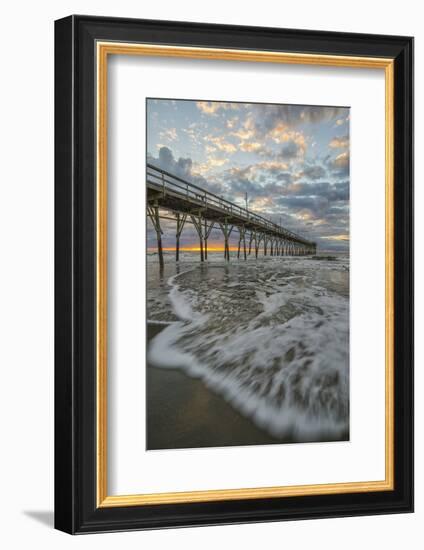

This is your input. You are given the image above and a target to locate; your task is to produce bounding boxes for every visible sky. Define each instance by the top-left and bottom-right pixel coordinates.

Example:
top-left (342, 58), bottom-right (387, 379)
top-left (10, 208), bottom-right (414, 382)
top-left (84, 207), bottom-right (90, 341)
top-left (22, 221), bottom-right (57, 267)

top-left (146, 98), bottom-right (350, 253)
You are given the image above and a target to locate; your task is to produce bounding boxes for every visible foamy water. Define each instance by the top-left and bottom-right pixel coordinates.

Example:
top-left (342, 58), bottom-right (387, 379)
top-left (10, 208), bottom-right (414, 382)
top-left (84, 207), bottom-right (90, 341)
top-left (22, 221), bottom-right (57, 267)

top-left (147, 252), bottom-right (349, 442)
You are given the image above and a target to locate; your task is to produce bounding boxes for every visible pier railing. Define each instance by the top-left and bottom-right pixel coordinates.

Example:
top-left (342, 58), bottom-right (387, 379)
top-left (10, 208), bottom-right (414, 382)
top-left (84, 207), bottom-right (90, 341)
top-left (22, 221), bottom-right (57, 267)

top-left (147, 163), bottom-right (314, 246)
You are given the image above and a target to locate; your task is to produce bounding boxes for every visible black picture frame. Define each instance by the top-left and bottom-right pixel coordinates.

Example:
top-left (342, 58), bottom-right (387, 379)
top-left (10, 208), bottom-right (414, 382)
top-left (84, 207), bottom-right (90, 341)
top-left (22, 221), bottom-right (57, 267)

top-left (55, 15), bottom-right (414, 534)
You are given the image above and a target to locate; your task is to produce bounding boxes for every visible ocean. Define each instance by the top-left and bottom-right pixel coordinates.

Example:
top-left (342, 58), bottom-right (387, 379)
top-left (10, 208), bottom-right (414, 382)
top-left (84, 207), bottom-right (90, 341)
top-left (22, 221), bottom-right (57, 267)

top-left (147, 251), bottom-right (349, 444)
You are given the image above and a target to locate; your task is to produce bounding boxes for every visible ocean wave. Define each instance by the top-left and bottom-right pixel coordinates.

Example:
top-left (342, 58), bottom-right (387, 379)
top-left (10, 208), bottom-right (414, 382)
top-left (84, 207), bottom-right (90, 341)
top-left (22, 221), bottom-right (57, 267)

top-left (148, 257), bottom-right (349, 442)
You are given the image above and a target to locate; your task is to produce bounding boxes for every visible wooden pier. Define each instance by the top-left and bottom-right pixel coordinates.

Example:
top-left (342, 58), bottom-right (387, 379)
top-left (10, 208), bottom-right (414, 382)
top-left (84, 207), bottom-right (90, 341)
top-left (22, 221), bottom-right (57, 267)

top-left (147, 163), bottom-right (316, 268)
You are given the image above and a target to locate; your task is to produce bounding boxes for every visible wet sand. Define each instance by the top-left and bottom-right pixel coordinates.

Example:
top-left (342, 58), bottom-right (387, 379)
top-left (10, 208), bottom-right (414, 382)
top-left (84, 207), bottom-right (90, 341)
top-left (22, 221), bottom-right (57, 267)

top-left (146, 323), bottom-right (287, 450)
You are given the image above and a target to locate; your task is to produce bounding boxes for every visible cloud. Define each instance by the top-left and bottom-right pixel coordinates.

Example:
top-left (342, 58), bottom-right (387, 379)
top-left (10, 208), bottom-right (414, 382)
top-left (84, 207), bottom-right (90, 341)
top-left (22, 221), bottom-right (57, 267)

top-left (298, 106), bottom-right (348, 125)
top-left (284, 180), bottom-right (349, 201)
top-left (325, 150), bottom-right (350, 178)
top-left (230, 117), bottom-right (256, 141)
top-left (329, 135), bottom-right (349, 148)
top-left (273, 172), bottom-right (293, 184)
top-left (239, 142), bottom-right (263, 152)
top-left (153, 146), bottom-right (190, 175)
top-left (272, 128), bottom-right (306, 146)
top-left (204, 134), bottom-right (237, 153)
top-left (149, 147), bottom-right (226, 195)
top-left (224, 161), bottom-right (290, 185)
top-left (333, 151), bottom-right (349, 167)
top-left (278, 140), bottom-right (302, 159)
top-left (272, 180), bottom-right (349, 233)
top-left (182, 125), bottom-right (202, 144)
top-left (321, 234), bottom-right (349, 241)
top-left (159, 127), bottom-right (177, 141)
top-left (225, 175), bottom-right (264, 196)
top-left (250, 104), bottom-right (348, 139)
top-left (226, 117), bottom-right (239, 129)
top-left (248, 127), bottom-right (306, 160)
top-left (218, 142), bottom-right (237, 154)
top-left (221, 159), bottom-right (349, 238)
top-left (301, 164), bottom-right (327, 181)
top-left (267, 122), bottom-right (288, 142)
top-left (278, 196), bottom-right (330, 219)
top-left (334, 115), bottom-right (350, 127)
top-left (254, 160), bottom-right (289, 173)
top-left (196, 101), bottom-right (240, 115)
top-left (195, 158), bottom-right (228, 175)
top-left (196, 101), bottom-right (222, 115)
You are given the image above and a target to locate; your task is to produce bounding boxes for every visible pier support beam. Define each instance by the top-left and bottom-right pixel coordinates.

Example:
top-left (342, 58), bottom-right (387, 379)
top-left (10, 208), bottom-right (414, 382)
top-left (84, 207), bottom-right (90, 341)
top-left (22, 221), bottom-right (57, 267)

top-left (243, 228), bottom-right (247, 260)
top-left (219, 220), bottom-right (233, 261)
top-left (191, 212), bottom-right (205, 262)
top-left (204, 221), bottom-right (214, 260)
top-left (248, 231), bottom-right (253, 255)
top-left (175, 213), bottom-right (187, 262)
top-left (147, 203), bottom-right (164, 271)
top-left (255, 232), bottom-right (263, 259)
top-left (237, 226), bottom-right (247, 260)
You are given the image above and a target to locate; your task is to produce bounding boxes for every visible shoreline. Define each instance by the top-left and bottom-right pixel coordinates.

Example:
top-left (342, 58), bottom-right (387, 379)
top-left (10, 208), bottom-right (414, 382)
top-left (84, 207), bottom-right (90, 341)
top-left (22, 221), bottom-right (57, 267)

top-left (146, 322), bottom-right (290, 450)
top-left (146, 322), bottom-right (348, 450)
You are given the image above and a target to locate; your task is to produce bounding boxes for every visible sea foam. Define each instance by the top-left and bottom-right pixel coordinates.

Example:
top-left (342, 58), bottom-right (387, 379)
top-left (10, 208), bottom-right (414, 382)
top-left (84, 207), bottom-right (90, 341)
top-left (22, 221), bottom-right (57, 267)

top-left (148, 256), bottom-right (349, 442)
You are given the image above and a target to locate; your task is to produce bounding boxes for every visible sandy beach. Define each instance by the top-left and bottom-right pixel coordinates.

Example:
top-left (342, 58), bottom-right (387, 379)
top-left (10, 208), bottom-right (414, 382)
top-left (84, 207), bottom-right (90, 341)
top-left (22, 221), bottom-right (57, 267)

top-left (146, 320), bottom-right (349, 450)
top-left (147, 323), bottom-right (287, 450)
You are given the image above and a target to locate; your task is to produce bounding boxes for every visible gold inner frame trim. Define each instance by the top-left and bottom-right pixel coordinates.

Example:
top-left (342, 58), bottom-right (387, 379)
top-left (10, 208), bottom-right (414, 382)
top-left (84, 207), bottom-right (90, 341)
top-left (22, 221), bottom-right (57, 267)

top-left (96, 41), bottom-right (395, 508)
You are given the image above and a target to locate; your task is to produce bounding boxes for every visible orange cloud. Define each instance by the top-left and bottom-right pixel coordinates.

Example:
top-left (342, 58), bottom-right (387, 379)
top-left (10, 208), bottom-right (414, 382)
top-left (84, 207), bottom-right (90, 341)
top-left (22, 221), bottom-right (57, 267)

top-left (205, 135), bottom-right (237, 153)
top-left (329, 135), bottom-right (349, 148)
top-left (239, 142), bottom-right (262, 152)
top-left (194, 158), bottom-right (227, 175)
top-left (196, 101), bottom-right (240, 115)
top-left (333, 151), bottom-right (349, 168)
top-left (321, 234), bottom-right (349, 241)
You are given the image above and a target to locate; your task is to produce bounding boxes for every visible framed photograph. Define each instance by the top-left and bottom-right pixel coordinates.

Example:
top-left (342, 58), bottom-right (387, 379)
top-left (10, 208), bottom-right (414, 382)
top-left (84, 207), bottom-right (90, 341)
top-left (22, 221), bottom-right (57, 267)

top-left (54, 15), bottom-right (413, 533)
